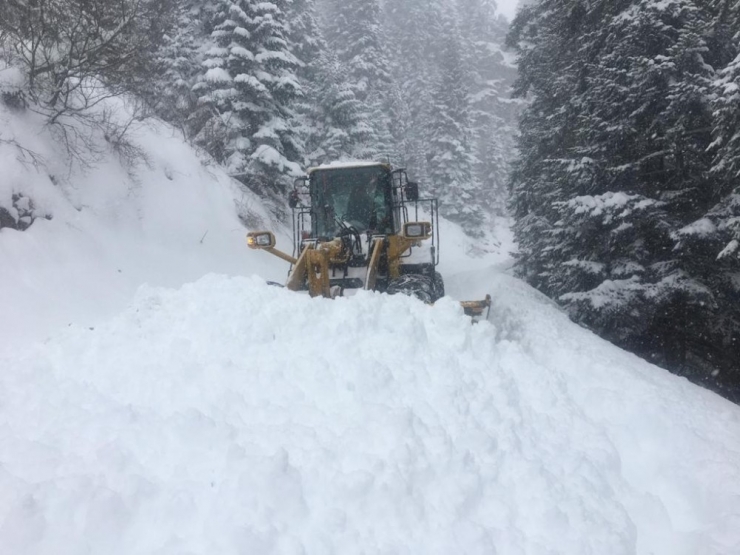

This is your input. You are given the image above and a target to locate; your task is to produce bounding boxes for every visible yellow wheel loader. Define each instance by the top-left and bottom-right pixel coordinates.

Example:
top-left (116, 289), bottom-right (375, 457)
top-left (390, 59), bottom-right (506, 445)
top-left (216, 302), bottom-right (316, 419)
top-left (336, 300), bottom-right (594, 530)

top-left (247, 162), bottom-right (491, 319)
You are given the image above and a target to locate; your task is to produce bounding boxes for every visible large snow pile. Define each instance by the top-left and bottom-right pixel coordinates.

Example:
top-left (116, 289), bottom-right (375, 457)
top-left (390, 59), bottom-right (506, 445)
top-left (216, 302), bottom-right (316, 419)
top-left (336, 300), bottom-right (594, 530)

top-left (1, 274), bottom-right (739, 555)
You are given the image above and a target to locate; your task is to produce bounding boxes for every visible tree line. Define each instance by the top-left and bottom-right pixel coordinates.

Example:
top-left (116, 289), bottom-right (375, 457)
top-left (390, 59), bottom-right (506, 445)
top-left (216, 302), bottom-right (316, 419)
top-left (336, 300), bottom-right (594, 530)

top-left (0, 0), bottom-right (518, 234)
top-left (507, 0), bottom-right (740, 401)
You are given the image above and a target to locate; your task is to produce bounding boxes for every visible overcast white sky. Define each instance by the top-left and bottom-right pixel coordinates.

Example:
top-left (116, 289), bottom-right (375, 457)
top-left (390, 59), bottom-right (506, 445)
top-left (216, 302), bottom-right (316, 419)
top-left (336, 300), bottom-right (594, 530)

top-left (498, 0), bottom-right (519, 21)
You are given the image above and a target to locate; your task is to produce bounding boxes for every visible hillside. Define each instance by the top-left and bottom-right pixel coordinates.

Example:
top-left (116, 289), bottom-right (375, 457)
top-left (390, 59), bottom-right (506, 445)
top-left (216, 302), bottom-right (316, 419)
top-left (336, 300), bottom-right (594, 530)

top-left (0, 96), bottom-right (286, 354)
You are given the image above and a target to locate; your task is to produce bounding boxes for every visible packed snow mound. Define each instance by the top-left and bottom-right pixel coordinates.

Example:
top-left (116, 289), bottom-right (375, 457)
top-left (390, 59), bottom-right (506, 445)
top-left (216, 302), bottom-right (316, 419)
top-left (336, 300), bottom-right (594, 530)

top-left (2, 275), bottom-right (739, 555)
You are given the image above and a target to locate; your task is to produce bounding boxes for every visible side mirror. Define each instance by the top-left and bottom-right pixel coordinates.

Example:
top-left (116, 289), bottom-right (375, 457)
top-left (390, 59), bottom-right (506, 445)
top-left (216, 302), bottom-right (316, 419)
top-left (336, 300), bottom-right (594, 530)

top-left (247, 231), bottom-right (276, 249)
top-left (404, 182), bottom-right (419, 201)
top-left (289, 176), bottom-right (308, 208)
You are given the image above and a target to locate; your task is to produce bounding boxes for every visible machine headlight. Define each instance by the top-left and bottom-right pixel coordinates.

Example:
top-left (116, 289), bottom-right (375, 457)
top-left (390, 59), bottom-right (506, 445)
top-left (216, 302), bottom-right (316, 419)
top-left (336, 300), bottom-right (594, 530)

top-left (247, 231), bottom-right (276, 249)
top-left (404, 222), bottom-right (431, 238)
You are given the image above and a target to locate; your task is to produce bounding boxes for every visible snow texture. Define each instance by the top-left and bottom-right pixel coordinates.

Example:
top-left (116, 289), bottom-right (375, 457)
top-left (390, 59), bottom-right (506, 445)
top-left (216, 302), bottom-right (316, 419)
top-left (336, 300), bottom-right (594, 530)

top-left (204, 67), bottom-right (233, 83)
top-left (676, 218), bottom-right (717, 237)
top-left (1, 271), bottom-right (739, 555)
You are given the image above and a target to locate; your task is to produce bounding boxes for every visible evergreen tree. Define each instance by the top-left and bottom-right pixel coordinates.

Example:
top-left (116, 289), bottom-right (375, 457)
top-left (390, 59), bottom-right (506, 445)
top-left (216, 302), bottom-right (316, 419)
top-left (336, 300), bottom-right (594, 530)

top-left (286, 0), bottom-right (368, 165)
top-left (302, 49), bottom-right (371, 164)
top-left (456, 0), bottom-right (518, 218)
top-left (679, 0), bottom-right (740, 388)
top-left (285, 0), bottom-right (323, 69)
top-left (150, 0), bottom-right (217, 135)
top-left (508, 0), bottom-right (740, 398)
top-left (427, 16), bottom-right (481, 232)
top-left (710, 0), bottom-right (740, 192)
top-left (322, 0), bottom-right (395, 159)
top-left (194, 0), bottom-right (303, 193)
top-left (506, 0), bottom-right (591, 293)
top-left (380, 0), bottom-right (520, 233)
top-left (383, 0), bottom-right (447, 186)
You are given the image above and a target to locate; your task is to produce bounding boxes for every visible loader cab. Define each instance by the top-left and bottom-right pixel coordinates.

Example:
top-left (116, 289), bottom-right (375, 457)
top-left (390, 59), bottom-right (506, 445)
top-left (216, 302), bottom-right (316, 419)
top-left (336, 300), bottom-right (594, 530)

top-left (248, 161), bottom-right (490, 315)
top-left (308, 164), bottom-right (394, 238)
top-left (288, 162), bottom-right (440, 267)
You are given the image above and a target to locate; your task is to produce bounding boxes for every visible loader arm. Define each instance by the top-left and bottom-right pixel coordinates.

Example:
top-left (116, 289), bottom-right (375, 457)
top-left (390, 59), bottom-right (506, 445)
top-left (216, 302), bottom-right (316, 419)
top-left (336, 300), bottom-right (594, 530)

top-left (286, 243), bottom-right (312, 292)
top-left (364, 237), bottom-right (385, 291)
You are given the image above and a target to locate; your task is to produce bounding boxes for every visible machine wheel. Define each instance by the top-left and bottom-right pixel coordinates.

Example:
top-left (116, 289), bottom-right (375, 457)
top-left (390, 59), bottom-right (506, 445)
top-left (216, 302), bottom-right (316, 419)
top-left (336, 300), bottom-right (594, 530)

top-left (387, 274), bottom-right (434, 304)
top-left (432, 271), bottom-right (445, 301)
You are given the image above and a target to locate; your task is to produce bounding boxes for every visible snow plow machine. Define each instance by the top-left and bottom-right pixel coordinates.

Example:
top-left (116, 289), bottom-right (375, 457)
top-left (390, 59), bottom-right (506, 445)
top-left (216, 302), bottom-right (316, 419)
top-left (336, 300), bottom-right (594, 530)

top-left (247, 162), bottom-right (491, 320)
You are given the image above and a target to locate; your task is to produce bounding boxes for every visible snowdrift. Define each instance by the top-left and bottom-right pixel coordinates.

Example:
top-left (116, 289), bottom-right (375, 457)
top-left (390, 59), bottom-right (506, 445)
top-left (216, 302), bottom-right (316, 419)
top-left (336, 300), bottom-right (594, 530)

top-left (1, 274), bottom-right (739, 555)
top-left (0, 95), bottom-right (288, 355)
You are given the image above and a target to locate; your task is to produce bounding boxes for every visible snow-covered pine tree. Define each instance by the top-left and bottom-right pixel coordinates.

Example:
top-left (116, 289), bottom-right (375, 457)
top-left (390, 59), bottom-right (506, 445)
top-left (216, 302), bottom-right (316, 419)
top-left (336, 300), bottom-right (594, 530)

top-left (567, 0), bottom-right (715, 316)
top-left (506, 0), bottom-right (590, 293)
top-left (455, 0), bottom-right (518, 218)
top-left (427, 15), bottom-right (482, 233)
top-left (674, 0), bottom-right (740, 390)
top-left (383, 0), bottom-right (447, 189)
top-left (285, 0), bottom-right (322, 72)
top-left (382, 0), bottom-right (519, 231)
top-left (301, 49), bottom-right (372, 165)
top-left (710, 0), bottom-right (740, 195)
top-left (508, 0), bottom-right (740, 398)
top-left (194, 0), bottom-right (303, 194)
top-left (284, 0), bottom-right (321, 166)
top-left (321, 0), bottom-right (395, 160)
top-left (150, 0), bottom-right (218, 136)
top-left (286, 0), bottom-right (368, 166)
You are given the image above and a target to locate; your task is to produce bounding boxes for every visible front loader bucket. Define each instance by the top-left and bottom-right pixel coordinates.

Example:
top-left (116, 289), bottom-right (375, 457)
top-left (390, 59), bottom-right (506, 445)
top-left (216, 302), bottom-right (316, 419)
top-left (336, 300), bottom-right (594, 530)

top-left (460, 295), bottom-right (492, 322)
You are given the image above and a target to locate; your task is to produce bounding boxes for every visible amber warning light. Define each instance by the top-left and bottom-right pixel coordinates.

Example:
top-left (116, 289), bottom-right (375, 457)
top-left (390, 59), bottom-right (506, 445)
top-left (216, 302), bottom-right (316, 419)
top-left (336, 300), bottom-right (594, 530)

top-left (246, 231), bottom-right (276, 249)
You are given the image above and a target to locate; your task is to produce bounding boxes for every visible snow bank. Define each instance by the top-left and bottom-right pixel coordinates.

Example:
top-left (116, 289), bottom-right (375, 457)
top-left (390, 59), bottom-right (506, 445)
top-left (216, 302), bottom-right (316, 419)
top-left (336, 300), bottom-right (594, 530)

top-left (450, 266), bottom-right (740, 554)
top-left (1, 274), bottom-right (738, 555)
top-left (0, 99), bottom-right (287, 355)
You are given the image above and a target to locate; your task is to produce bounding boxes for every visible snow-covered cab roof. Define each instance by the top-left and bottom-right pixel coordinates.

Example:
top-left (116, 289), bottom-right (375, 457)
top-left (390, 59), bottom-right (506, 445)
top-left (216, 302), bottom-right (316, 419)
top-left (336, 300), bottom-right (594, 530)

top-left (306, 161), bottom-right (392, 175)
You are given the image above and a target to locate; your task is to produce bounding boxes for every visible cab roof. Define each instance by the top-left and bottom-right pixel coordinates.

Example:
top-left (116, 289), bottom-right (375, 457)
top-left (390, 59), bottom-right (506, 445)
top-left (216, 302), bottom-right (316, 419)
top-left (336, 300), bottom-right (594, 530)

top-left (306, 161), bottom-right (392, 175)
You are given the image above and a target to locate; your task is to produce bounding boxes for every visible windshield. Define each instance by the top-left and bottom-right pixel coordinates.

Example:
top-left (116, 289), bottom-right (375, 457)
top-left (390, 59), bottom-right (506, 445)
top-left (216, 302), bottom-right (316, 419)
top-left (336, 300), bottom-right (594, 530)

top-left (310, 166), bottom-right (392, 237)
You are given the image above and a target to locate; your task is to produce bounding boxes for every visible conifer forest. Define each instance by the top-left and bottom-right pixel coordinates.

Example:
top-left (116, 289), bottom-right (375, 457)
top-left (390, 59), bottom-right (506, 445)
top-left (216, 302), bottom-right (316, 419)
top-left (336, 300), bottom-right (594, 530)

top-left (508, 0), bottom-right (740, 402)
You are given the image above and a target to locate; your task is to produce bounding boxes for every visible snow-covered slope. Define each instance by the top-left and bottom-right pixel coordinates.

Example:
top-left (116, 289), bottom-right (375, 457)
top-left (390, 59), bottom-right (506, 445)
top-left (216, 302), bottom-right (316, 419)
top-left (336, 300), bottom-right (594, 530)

top-left (0, 99), bottom-right (287, 355)
top-left (1, 98), bottom-right (739, 555)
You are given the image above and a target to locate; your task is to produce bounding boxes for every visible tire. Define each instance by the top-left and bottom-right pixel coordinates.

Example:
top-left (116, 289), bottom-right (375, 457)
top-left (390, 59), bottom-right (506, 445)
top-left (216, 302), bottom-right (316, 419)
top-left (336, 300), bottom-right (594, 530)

top-left (386, 274), bottom-right (434, 304)
top-left (432, 271), bottom-right (445, 301)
